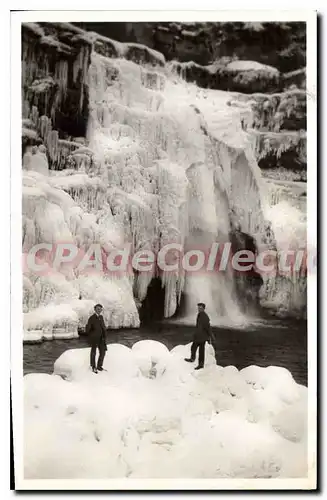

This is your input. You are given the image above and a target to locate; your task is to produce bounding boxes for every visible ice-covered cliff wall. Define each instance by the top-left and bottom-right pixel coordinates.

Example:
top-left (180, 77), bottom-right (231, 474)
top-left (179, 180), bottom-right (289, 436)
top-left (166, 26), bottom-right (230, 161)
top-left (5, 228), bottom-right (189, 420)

top-left (22, 22), bottom-right (307, 340)
top-left (73, 21), bottom-right (306, 74)
top-left (22, 23), bottom-right (92, 143)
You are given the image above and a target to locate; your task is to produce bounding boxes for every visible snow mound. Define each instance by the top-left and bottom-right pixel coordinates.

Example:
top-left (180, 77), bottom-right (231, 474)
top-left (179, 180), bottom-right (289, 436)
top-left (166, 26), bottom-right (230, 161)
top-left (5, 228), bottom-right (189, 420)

top-left (25, 341), bottom-right (308, 479)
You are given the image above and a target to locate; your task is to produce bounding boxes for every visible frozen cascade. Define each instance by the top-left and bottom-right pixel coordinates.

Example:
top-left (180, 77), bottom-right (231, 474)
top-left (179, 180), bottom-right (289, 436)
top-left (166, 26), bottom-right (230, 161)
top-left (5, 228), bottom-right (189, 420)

top-left (183, 161), bottom-right (244, 324)
top-left (22, 159), bottom-right (140, 336)
top-left (22, 34), bottom-right (307, 336)
top-left (87, 52), bottom-right (269, 325)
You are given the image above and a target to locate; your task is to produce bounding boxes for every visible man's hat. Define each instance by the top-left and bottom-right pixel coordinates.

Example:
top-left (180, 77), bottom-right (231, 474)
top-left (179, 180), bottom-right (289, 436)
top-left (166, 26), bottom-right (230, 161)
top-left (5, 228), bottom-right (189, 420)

top-left (197, 302), bottom-right (206, 308)
top-left (94, 304), bottom-right (103, 309)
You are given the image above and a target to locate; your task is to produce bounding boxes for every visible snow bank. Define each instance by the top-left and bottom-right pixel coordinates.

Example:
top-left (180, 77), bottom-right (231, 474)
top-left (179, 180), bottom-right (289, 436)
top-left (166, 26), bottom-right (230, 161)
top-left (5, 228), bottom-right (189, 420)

top-left (25, 341), bottom-right (308, 479)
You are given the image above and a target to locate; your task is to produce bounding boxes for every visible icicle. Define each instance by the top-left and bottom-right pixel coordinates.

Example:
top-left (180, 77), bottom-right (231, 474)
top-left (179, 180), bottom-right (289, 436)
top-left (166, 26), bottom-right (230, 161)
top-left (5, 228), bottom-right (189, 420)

top-left (46, 130), bottom-right (59, 163)
top-left (30, 105), bottom-right (39, 129)
top-left (22, 100), bottom-right (31, 120)
top-left (55, 60), bottom-right (69, 101)
top-left (39, 115), bottom-right (50, 140)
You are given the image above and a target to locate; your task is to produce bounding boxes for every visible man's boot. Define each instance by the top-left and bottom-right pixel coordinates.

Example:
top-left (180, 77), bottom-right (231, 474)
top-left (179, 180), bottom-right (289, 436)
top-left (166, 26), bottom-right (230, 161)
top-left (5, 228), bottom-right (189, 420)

top-left (184, 358), bottom-right (195, 363)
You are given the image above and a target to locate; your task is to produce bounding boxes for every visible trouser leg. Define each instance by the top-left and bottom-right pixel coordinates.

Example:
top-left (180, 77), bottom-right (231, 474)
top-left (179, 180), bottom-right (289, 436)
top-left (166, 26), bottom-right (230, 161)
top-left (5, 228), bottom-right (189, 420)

top-left (198, 342), bottom-right (205, 367)
top-left (90, 344), bottom-right (97, 368)
top-left (97, 344), bottom-right (106, 369)
top-left (191, 342), bottom-right (198, 361)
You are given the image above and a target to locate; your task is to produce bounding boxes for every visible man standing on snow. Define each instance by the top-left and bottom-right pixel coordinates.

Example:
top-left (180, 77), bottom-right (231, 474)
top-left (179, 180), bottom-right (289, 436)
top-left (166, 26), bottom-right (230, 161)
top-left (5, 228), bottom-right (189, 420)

top-left (86, 304), bottom-right (107, 374)
top-left (184, 303), bottom-right (213, 370)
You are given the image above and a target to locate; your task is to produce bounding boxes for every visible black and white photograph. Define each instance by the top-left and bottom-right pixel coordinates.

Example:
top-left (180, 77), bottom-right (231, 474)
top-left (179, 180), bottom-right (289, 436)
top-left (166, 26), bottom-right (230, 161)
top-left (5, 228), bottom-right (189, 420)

top-left (10, 9), bottom-right (317, 490)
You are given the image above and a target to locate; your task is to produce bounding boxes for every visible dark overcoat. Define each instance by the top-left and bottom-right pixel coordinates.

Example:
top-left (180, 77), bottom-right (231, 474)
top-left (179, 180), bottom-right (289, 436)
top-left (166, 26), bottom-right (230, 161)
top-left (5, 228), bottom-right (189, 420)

top-left (85, 313), bottom-right (107, 348)
top-left (194, 311), bottom-right (211, 342)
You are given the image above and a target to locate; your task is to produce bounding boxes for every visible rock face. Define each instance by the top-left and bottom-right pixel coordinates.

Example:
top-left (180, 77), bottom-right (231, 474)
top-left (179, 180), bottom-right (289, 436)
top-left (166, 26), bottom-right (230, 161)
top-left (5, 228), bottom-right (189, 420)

top-left (250, 130), bottom-right (306, 177)
top-left (71, 21), bottom-right (307, 181)
top-left (73, 21), bottom-right (306, 73)
top-left (22, 23), bottom-right (92, 140)
top-left (22, 22), bottom-right (165, 152)
top-left (72, 21), bottom-right (305, 94)
top-left (225, 74), bottom-right (306, 180)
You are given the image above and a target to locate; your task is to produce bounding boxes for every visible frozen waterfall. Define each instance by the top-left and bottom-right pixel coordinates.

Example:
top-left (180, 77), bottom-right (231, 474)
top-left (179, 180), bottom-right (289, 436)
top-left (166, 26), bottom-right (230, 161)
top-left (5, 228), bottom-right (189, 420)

top-left (22, 37), bottom-right (306, 339)
top-left (86, 52), bottom-right (270, 325)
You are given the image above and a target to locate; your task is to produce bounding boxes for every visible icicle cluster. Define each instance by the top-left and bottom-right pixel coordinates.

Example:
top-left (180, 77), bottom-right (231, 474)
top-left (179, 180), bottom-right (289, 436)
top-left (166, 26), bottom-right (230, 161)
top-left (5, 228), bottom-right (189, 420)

top-left (228, 89), bottom-right (306, 132)
top-left (22, 103), bottom-right (92, 170)
top-left (250, 130), bottom-right (307, 162)
top-left (22, 22), bottom-right (92, 127)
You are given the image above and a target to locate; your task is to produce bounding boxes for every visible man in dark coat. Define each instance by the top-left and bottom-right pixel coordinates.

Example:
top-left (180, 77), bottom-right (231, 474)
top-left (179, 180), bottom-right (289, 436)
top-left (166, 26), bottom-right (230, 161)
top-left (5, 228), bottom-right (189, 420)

top-left (184, 303), bottom-right (212, 370)
top-left (85, 304), bottom-right (107, 374)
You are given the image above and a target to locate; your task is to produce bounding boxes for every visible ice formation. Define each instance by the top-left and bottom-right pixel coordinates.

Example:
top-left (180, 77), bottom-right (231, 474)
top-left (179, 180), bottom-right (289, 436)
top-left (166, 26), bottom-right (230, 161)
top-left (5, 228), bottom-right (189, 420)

top-left (22, 27), bottom-right (307, 336)
top-left (260, 199), bottom-right (307, 318)
top-left (24, 340), bottom-right (308, 479)
top-left (22, 165), bottom-right (139, 336)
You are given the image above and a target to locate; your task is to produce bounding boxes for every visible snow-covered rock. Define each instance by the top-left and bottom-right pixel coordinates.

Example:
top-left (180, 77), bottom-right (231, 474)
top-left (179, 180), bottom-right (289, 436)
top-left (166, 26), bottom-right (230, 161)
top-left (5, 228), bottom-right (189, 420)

top-left (226, 60), bottom-right (279, 75)
top-left (24, 341), bottom-right (308, 479)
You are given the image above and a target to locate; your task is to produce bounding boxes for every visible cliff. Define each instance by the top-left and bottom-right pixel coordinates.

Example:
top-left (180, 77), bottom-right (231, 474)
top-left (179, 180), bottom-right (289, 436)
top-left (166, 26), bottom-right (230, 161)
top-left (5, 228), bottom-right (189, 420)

top-left (73, 21), bottom-right (306, 73)
top-left (21, 21), bottom-right (165, 166)
top-left (70, 21), bottom-right (306, 179)
top-left (21, 21), bottom-right (307, 329)
top-left (22, 22), bottom-right (92, 140)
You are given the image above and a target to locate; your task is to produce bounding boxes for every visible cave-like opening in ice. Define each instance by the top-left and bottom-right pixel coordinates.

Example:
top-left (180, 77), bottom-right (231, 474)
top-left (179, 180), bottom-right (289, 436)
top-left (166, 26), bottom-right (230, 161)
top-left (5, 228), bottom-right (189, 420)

top-left (138, 277), bottom-right (166, 324)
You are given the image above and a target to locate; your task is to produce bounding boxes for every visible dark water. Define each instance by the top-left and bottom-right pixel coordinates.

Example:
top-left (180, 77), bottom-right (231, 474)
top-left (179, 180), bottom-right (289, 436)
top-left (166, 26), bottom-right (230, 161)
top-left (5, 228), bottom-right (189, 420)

top-left (23, 319), bottom-right (307, 386)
